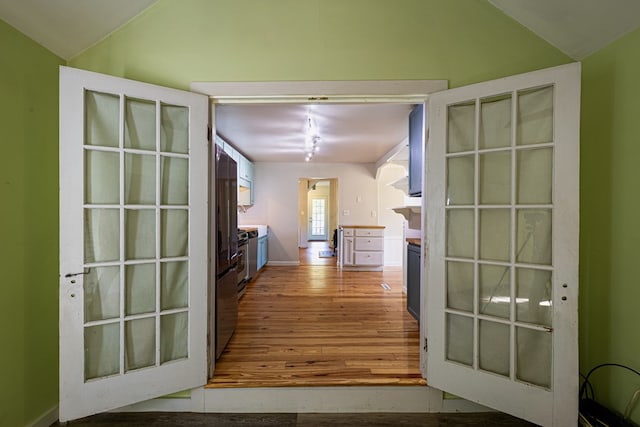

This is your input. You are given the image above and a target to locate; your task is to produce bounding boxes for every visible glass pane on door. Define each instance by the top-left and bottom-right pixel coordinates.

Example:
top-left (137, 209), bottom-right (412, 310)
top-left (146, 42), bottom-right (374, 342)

top-left (443, 86), bottom-right (555, 388)
top-left (310, 198), bottom-right (327, 237)
top-left (82, 90), bottom-right (191, 381)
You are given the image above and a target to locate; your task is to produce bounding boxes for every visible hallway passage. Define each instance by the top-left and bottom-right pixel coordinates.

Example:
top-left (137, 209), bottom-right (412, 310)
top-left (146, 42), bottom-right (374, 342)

top-left (208, 263), bottom-right (423, 387)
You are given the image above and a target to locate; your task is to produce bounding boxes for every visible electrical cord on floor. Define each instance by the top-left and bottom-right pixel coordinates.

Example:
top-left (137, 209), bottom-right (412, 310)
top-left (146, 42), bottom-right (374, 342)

top-left (581, 372), bottom-right (595, 401)
top-left (579, 363), bottom-right (640, 427)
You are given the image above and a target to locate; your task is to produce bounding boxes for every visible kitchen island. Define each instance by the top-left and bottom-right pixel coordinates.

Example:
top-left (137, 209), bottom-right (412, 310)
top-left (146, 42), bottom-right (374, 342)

top-left (338, 225), bottom-right (385, 271)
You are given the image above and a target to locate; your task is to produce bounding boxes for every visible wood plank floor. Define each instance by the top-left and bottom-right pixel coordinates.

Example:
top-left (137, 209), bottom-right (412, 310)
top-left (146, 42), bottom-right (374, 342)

top-left (207, 251), bottom-right (423, 388)
top-left (298, 240), bottom-right (338, 266)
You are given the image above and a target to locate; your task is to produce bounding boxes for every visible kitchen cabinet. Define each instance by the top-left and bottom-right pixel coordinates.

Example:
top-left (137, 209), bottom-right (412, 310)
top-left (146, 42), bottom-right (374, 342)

top-left (238, 178), bottom-right (253, 206)
top-left (223, 140), bottom-right (235, 158)
top-left (216, 134), bottom-right (255, 206)
top-left (238, 156), bottom-right (255, 206)
top-left (215, 135), bottom-right (225, 148)
top-left (239, 156), bottom-right (254, 182)
top-left (257, 235), bottom-right (268, 270)
top-left (341, 233), bottom-right (355, 266)
top-left (408, 103), bottom-right (424, 197)
top-left (339, 226), bottom-right (385, 271)
top-left (406, 242), bottom-right (420, 320)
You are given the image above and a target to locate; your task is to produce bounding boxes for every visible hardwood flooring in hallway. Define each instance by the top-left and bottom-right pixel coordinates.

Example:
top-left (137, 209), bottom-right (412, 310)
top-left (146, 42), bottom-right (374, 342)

top-left (207, 260), bottom-right (423, 388)
top-left (298, 240), bottom-right (338, 266)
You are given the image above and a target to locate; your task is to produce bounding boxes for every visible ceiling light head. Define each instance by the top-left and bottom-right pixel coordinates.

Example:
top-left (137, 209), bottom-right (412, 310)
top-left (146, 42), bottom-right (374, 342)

top-left (304, 112), bottom-right (320, 161)
top-left (305, 115), bottom-right (319, 137)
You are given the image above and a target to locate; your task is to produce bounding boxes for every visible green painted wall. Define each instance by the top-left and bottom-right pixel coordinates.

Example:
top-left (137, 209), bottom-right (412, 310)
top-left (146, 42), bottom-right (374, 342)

top-left (0, 19), bottom-right (63, 427)
top-left (70, 0), bottom-right (570, 90)
top-left (19, 0), bottom-right (636, 424)
top-left (581, 27), bottom-right (640, 423)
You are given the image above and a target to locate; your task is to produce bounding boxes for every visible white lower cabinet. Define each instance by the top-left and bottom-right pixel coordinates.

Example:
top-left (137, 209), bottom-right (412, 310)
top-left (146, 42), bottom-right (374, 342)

top-left (339, 226), bottom-right (385, 271)
top-left (342, 236), bottom-right (355, 266)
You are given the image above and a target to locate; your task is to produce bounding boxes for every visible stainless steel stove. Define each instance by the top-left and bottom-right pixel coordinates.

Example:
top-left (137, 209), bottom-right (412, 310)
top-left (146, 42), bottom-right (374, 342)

top-left (236, 230), bottom-right (249, 295)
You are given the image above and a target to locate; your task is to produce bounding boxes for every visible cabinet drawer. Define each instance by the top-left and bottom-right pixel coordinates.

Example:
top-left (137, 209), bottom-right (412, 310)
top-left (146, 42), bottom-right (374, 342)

top-left (355, 237), bottom-right (383, 251)
top-left (355, 228), bottom-right (384, 237)
top-left (354, 251), bottom-right (384, 265)
top-left (342, 228), bottom-right (354, 237)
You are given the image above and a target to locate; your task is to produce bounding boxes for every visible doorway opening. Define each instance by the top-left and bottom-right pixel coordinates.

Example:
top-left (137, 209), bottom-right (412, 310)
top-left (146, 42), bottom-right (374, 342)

top-left (209, 107), bottom-right (420, 387)
top-left (298, 177), bottom-right (339, 265)
top-left (309, 196), bottom-right (328, 241)
top-left (207, 262), bottom-right (423, 388)
top-left (196, 79), bottom-right (446, 388)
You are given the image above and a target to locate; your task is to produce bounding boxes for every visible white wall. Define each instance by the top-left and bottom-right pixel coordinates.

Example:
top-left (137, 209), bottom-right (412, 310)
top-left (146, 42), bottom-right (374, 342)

top-left (239, 162), bottom-right (378, 263)
top-left (377, 164), bottom-right (408, 266)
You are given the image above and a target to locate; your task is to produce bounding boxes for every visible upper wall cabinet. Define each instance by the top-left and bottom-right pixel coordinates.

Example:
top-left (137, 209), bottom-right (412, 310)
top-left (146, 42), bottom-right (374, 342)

top-left (408, 104), bottom-right (424, 197)
top-left (216, 134), bottom-right (255, 206)
top-left (239, 156), bottom-right (254, 182)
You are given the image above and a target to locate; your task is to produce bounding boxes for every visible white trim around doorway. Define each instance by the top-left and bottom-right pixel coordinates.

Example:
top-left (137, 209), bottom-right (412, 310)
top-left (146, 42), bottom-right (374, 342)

top-left (186, 79), bottom-right (458, 415)
top-left (191, 80), bottom-right (448, 103)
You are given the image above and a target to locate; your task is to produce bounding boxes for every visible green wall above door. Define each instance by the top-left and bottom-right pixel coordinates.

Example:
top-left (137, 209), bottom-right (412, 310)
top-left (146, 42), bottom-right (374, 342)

top-left (70, 0), bottom-right (570, 90)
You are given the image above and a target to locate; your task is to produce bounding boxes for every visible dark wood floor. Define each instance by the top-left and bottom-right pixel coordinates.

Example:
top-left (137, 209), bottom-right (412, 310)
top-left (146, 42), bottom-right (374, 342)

top-left (208, 244), bottom-right (422, 387)
top-left (57, 411), bottom-right (534, 426)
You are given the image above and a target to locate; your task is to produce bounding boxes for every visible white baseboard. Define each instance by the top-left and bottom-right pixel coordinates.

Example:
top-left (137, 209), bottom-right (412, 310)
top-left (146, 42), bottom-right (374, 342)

top-left (29, 405), bottom-right (59, 427)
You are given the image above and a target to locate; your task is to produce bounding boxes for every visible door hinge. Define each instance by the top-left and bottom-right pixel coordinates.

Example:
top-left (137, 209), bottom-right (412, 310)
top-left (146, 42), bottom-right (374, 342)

top-left (424, 338), bottom-right (428, 352)
top-left (207, 125), bottom-right (212, 142)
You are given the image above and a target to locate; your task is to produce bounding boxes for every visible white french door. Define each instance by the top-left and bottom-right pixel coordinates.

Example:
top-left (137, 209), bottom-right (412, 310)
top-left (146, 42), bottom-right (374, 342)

top-left (308, 196), bottom-right (329, 241)
top-left (424, 63), bottom-right (580, 426)
top-left (59, 67), bottom-right (209, 421)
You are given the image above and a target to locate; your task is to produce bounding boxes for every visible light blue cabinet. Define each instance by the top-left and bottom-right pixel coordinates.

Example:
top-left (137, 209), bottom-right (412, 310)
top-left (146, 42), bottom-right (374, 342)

top-left (408, 104), bottom-right (424, 197)
top-left (257, 235), bottom-right (268, 270)
top-left (215, 135), bottom-right (225, 148)
top-left (406, 242), bottom-right (420, 320)
top-left (216, 134), bottom-right (255, 205)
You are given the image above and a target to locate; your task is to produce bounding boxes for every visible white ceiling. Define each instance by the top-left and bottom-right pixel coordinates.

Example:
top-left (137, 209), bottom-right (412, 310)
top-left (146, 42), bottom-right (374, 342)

top-left (2, 0), bottom-right (640, 163)
top-left (0, 0), bottom-right (157, 59)
top-left (489, 0), bottom-right (640, 60)
top-left (216, 103), bottom-right (414, 163)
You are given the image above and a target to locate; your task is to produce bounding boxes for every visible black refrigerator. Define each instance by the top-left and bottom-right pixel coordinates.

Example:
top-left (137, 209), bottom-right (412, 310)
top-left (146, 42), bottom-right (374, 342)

top-left (215, 145), bottom-right (239, 360)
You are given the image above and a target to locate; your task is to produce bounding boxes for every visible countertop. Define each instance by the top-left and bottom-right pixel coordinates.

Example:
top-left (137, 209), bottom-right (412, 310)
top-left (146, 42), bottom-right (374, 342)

top-left (340, 225), bottom-right (386, 229)
top-left (240, 226), bottom-right (258, 232)
top-left (406, 238), bottom-right (421, 246)
top-left (239, 224), bottom-right (268, 237)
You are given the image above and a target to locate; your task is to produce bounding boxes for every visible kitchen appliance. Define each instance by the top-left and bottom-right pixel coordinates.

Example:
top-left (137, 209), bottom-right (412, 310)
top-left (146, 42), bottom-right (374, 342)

top-left (247, 229), bottom-right (259, 281)
top-left (214, 145), bottom-right (239, 360)
top-left (237, 230), bottom-right (249, 296)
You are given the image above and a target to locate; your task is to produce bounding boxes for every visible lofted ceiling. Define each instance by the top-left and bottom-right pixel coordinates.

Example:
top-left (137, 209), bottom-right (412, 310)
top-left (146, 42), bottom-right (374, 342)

top-left (0, 0), bottom-right (157, 60)
top-left (2, 0), bottom-right (639, 163)
top-left (488, 0), bottom-right (640, 60)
